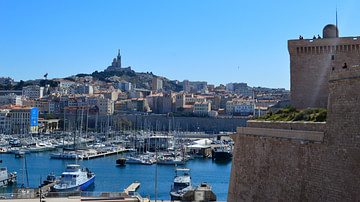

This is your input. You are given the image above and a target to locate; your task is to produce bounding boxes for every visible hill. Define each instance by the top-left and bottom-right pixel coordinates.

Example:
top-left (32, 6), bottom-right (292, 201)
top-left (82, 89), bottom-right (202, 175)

top-left (68, 70), bottom-right (183, 92)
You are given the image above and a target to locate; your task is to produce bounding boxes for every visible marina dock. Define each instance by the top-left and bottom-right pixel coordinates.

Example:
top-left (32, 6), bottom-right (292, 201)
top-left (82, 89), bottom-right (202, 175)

top-left (124, 182), bottom-right (141, 194)
top-left (39, 180), bottom-right (59, 193)
top-left (83, 148), bottom-right (129, 160)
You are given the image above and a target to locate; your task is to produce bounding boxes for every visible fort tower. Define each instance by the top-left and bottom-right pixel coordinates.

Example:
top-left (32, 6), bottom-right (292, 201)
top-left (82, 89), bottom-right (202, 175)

top-left (288, 24), bottom-right (360, 109)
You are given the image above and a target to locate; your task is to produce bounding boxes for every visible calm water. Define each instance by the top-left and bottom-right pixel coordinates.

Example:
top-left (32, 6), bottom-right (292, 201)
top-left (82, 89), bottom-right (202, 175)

top-left (0, 151), bottom-right (232, 201)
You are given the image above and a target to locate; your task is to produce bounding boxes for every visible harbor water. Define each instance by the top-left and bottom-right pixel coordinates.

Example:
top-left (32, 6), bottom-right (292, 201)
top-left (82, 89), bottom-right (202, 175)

top-left (0, 151), bottom-right (232, 201)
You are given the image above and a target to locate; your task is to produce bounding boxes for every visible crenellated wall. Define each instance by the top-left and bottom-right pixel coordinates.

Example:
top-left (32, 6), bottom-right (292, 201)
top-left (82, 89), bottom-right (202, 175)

top-left (228, 65), bottom-right (360, 201)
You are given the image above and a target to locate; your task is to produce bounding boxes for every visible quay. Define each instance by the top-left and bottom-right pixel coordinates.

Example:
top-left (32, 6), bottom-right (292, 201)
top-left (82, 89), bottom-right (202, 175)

top-left (82, 148), bottom-right (129, 160)
top-left (124, 182), bottom-right (140, 194)
top-left (0, 196), bottom-right (148, 202)
top-left (39, 180), bottom-right (60, 194)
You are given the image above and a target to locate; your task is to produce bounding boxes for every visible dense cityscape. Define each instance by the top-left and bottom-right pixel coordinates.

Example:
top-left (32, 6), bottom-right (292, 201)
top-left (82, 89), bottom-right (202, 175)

top-left (1, 1), bottom-right (360, 201)
top-left (0, 49), bottom-right (289, 135)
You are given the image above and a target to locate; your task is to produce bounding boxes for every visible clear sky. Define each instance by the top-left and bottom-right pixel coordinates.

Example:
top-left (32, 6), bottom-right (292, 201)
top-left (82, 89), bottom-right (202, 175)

top-left (1, 0), bottom-right (359, 89)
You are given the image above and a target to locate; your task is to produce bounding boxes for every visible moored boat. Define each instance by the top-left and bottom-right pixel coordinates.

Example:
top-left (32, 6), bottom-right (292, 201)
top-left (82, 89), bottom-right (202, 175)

top-left (0, 166), bottom-right (17, 187)
top-left (126, 156), bottom-right (152, 165)
top-left (50, 152), bottom-right (83, 159)
top-left (116, 158), bottom-right (126, 166)
top-left (170, 168), bottom-right (195, 200)
top-left (53, 164), bottom-right (95, 192)
top-left (157, 157), bottom-right (185, 165)
top-left (212, 146), bottom-right (232, 161)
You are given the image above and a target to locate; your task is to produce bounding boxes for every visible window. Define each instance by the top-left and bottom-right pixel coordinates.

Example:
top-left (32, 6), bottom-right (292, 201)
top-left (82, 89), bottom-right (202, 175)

top-left (331, 55), bottom-right (335, 60)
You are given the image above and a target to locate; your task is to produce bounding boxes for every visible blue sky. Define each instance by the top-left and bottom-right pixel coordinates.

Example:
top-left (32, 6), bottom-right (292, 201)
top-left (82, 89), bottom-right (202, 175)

top-left (1, 0), bottom-right (359, 89)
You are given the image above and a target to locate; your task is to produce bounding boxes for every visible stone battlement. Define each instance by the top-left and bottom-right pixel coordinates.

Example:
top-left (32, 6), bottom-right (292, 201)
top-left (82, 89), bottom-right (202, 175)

top-left (288, 37), bottom-right (360, 55)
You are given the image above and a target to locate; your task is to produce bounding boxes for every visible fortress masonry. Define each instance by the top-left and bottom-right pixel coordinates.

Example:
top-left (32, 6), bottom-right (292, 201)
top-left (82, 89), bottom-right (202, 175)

top-left (288, 24), bottom-right (360, 109)
top-left (228, 45), bottom-right (360, 201)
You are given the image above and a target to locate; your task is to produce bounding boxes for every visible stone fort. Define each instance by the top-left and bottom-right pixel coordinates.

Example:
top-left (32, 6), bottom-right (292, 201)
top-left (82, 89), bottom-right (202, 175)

top-left (228, 26), bottom-right (360, 201)
top-left (288, 24), bottom-right (360, 109)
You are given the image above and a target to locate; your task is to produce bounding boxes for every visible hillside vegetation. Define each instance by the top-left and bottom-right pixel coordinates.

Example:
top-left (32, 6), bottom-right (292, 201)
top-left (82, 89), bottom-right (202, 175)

top-left (255, 107), bottom-right (327, 122)
top-left (71, 70), bottom-right (182, 92)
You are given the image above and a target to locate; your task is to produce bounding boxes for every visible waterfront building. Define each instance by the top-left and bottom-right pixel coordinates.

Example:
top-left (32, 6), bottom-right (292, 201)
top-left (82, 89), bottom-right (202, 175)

top-left (288, 24), bottom-right (360, 109)
top-left (54, 94), bottom-right (114, 115)
top-left (23, 99), bottom-right (55, 114)
top-left (182, 80), bottom-right (208, 93)
top-left (64, 105), bottom-right (99, 116)
top-left (115, 98), bottom-right (150, 113)
top-left (4, 105), bottom-right (38, 134)
top-left (185, 94), bottom-right (207, 105)
top-left (22, 85), bottom-right (44, 99)
top-left (98, 97), bottom-right (114, 115)
top-left (0, 94), bottom-right (23, 106)
top-left (226, 98), bottom-right (254, 116)
top-left (0, 109), bottom-right (10, 134)
top-left (57, 79), bottom-right (75, 88)
top-left (53, 79), bottom-right (76, 95)
top-left (117, 81), bottom-right (132, 91)
top-left (70, 84), bottom-right (94, 95)
top-left (193, 101), bottom-right (211, 116)
top-left (0, 90), bottom-right (22, 96)
top-left (234, 102), bottom-right (254, 116)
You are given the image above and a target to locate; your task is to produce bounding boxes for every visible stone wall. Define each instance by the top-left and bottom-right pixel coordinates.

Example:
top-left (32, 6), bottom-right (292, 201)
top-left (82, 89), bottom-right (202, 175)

top-left (118, 114), bottom-right (248, 132)
top-left (228, 65), bottom-right (360, 201)
top-left (246, 120), bottom-right (325, 131)
top-left (236, 127), bottom-right (324, 142)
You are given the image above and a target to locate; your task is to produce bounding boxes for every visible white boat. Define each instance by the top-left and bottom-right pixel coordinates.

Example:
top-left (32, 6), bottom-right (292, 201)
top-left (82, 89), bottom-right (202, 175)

top-left (126, 156), bottom-right (152, 165)
top-left (0, 166), bottom-right (17, 187)
top-left (170, 168), bottom-right (195, 200)
top-left (157, 157), bottom-right (185, 165)
top-left (50, 152), bottom-right (82, 159)
top-left (53, 164), bottom-right (95, 192)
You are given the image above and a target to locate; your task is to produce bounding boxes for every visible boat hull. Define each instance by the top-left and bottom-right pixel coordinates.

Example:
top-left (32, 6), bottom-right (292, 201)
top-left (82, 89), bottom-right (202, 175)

top-left (54, 175), bottom-right (95, 192)
top-left (212, 151), bottom-right (232, 161)
top-left (157, 160), bottom-right (184, 165)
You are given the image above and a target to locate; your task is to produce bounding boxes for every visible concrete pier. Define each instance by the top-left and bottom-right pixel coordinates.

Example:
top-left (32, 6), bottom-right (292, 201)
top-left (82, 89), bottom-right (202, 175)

top-left (83, 148), bottom-right (129, 160)
top-left (124, 182), bottom-right (140, 194)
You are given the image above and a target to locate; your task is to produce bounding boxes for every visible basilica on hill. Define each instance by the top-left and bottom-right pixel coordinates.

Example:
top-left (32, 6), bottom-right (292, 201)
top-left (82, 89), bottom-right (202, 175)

top-left (104, 49), bottom-right (132, 72)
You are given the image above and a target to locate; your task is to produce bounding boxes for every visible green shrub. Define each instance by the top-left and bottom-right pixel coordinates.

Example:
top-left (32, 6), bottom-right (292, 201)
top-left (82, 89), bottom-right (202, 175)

top-left (255, 107), bottom-right (326, 122)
